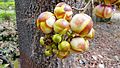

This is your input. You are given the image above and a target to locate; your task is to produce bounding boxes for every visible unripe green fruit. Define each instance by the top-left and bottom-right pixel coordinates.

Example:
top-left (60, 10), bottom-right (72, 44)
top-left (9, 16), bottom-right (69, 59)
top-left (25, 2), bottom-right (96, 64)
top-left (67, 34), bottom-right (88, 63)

top-left (52, 44), bottom-right (57, 49)
top-left (58, 41), bottom-right (70, 52)
top-left (40, 37), bottom-right (45, 46)
top-left (52, 49), bottom-right (58, 54)
top-left (52, 34), bottom-right (62, 43)
top-left (44, 50), bottom-right (52, 56)
top-left (46, 46), bottom-right (52, 50)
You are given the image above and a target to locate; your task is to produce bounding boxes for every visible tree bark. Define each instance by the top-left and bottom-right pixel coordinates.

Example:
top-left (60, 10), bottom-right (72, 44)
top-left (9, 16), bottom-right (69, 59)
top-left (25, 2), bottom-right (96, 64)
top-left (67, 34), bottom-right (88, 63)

top-left (15, 0), bottom-right (92, 68)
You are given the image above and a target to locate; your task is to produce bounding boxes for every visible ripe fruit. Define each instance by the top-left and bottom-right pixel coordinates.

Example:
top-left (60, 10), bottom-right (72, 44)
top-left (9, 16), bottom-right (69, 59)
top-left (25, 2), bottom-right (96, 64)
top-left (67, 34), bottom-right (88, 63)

top-left (54, 2), bottom-right (73, 21)
top-left (37, 12), bottom-right (56, 34)
top-left (52, 34), bottom-right (62, 43)
top-left (54, 19), bottom-right (70, 34)
top-left (70, 13), bottom-right (93, 37)
top-left (58, 41), bottom-right (70, 52)
top-left (70, 37), bottom-right (89, 52)
top-left (94, 4), bottom-right (113, 18)
top-left (85, 28), bottom-right (95, 39)
top-left (57, 51), bottom-right (69, 59)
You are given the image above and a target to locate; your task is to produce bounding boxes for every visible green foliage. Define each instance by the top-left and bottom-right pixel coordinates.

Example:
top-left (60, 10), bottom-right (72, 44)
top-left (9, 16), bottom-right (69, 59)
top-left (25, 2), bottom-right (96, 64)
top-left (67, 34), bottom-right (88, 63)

top-left (0, 1), bottom-right (16, 22)
top-left (0, 2), bottom-right (15, 10)
top-left (0, 10), bottom-right (16, 21)
top-left (0, 0), bottom-right (14, 2)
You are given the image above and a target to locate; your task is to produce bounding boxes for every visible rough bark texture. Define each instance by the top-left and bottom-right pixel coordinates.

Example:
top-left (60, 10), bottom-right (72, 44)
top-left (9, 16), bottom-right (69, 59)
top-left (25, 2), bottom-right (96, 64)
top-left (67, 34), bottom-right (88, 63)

top-left (15, 0), bottom-right (91, 68)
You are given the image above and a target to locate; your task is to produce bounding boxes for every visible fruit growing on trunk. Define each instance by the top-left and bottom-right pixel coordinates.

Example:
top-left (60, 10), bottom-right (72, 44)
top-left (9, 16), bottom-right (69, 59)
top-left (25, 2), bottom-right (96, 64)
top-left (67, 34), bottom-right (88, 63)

top-left (58, 41), bottom-right (70, 52)
top-left (94, 4), bottom-right (113, 18)
top-left (70, 13), bottom-right (93, 37)
top-left (54, 19), bottom-right (70, 34)
top-left (40, 37), bottom-right (45, 46)
top-left (44, 49), bottom-right (52, 56)
top-left (57, 51), bottom-right (70, 59)
top-left (54, 2), bottom-right (73, 21)
top-left (85, 28), bottom-right (95, 39)
top-left (70, 37), bottom-right (89, 52)
top-left (36, 12), bottom-right (56, 34)
top-left (52, 34), bottom-right (62, 43)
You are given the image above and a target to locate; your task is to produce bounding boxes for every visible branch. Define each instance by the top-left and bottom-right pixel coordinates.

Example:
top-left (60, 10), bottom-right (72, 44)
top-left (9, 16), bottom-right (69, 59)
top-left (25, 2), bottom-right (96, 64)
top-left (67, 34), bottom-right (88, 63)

top-left (72, 0), bottom-right (92, 13)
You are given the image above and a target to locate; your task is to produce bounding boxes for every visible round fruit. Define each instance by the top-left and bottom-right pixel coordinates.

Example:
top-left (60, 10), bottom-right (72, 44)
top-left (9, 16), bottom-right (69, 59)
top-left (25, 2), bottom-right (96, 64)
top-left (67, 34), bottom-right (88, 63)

top-left (94, 4), bottom-right (113, 18)
top-left (70, 37), bottom-right (88, 52)
top-left (57, 51), bottom-right (69, 59)
top-left (70, 13), bottom-right (93, 37)
top-left (40, 37), bottom-right (45, 46)
top-left (52, 44), bottom-right (57, 49)
top-left (54, 19), bottom-right (70, 34)
top-left (54, 2), bottom-right (73, 21)
top-left (52, 49), bottom-right (58, 54)
top-left (44, 49), bottom-right (52, 56)
top-left (58, 41), bottom-right (70, 52)
top-left (36, 11), bottom-right (56, 34)
top-left (52, 34), bottom-right (62, 43)
top-left (85, 28), bottom-right (95, 39)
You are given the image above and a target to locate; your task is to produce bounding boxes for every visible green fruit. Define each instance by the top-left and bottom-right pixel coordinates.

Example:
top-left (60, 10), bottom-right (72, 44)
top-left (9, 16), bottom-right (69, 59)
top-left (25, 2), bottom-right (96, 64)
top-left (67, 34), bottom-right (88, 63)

top-left (46, 46), bottom-right (52, 50)
top-left (52, 49), bottom-right (58, 54)
top-left (58, 41), bottom-right (70, 52)
top-left (44, 50), bottom-right (52, 56)
top-left (52, 34), bottom-right (62, 43)
top-left (40, 37), bottom-right (45, 46)
top-left (52, 44), bottom-right (57, 49)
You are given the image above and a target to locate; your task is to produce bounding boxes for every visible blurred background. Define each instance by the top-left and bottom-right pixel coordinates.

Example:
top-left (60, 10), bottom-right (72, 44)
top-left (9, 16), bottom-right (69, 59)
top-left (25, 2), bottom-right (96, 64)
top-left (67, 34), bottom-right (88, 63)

top-left (0, 0), bottom-right (20, 68)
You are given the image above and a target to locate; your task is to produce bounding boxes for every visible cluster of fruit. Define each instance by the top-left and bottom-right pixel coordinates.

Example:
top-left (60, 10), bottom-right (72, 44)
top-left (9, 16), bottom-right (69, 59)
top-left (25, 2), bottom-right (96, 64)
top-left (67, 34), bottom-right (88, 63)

top-left (36, 2), bottom-right (95, 59)
top-left (94, 0), bottom-right (119, 18)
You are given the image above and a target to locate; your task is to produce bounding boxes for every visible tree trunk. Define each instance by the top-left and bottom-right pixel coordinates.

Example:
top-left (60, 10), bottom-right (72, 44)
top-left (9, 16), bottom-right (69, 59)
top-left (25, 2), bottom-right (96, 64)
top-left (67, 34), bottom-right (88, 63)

top-left (15, 0), bottom-right (92, 68)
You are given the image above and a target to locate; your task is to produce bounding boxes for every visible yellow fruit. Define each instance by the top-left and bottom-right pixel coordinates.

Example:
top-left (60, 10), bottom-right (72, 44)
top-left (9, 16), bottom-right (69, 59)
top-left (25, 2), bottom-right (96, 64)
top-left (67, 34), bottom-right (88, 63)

top-left (70, 37), bottom-right (88, 52)
top-left (85, 28), bottom-right (95, 39)
top-left (54, 2), bottom-right (73, 21)
top-left (54, 19), bottom-right (70, 34)
top-left (94, 4), bottom-right (113, 18)
top-left (57, 51), bottom-right (69, 59)
top-left (84, 40), bottom-right (90, 51)
top-left (70, 13), bottom-right (93, 37)
top-left (36, 12), bottom-right (56, 34)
